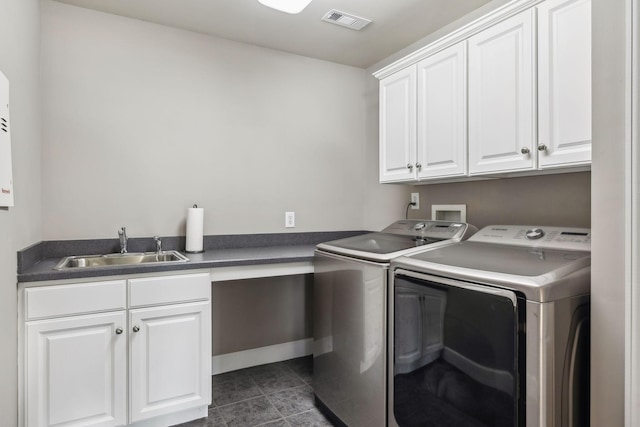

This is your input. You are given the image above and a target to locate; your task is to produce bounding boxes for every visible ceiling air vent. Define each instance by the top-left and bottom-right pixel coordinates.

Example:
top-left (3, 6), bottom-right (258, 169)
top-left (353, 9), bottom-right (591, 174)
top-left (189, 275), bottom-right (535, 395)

top-left (321, 9), bottom-right (372, 31)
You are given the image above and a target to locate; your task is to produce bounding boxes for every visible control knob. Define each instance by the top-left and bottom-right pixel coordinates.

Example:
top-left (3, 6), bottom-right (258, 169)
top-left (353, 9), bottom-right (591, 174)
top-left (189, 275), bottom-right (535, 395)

top-left (414, 222), bottom-right (426, 231)
top-left (525, 228), bottom-right (545, 240)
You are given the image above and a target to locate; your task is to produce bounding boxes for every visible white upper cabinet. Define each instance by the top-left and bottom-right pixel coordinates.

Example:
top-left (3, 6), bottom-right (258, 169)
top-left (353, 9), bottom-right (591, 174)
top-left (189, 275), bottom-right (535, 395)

top-left (374, 0), bottom-right (592, 183)
top-left (468, 9), bottom-right (536, 175)
top-left (537, 0), bottom-right (592, 167)
top-left (379, 42), bottom-right (467, 183)
top-left (416, 42), bottom-right (467, 179)
top-left (379, 67), bottom-right (417, 183)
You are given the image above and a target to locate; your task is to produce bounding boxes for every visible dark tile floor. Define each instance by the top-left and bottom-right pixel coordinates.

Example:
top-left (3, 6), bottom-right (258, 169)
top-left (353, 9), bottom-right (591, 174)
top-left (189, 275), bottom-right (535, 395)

top-left (174, 356), bottom-right (334, 427)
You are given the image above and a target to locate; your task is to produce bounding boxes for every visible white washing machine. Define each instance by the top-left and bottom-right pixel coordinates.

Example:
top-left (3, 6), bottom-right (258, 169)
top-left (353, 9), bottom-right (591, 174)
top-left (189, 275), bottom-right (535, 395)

top-left (313, 220), bottom-right (477, 427)
top-left (388, 225), bottom-right (591, 427)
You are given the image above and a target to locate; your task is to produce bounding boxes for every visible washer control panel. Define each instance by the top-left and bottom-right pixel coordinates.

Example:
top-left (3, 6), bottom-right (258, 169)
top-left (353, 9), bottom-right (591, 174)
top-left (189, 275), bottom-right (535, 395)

top-left (469, 225), bottom-right (591, 251)
top-left (382, 220), bottom-right (473, 240)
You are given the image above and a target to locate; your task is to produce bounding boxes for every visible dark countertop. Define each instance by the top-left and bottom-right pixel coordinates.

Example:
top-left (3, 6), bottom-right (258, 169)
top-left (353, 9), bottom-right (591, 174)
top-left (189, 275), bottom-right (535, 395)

top-left (17, 230), bottom-right (367, 283)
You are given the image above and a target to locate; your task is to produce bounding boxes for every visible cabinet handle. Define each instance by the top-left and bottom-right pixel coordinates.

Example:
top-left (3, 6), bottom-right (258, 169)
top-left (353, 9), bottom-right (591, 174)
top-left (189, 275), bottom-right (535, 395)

top-left (115, 327), bottom-right (123, 335)
top-left (406, 163), bottom-right (414, 170)
top-left (415, 163), bottom-right (422, 169)
top-left (133, 325), bottom-right (140, 333)
top-left (538, 144), bottom-right (548, 152)
top-left (520, 147), bottom-right (531, 155)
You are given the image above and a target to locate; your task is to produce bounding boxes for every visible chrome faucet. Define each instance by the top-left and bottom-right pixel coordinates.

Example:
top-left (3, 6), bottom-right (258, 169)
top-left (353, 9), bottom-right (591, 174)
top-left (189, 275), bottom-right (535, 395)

top-left (118, 227), bottom-right (128, 254)
top-left (154, 236), bottom-right (162, 254)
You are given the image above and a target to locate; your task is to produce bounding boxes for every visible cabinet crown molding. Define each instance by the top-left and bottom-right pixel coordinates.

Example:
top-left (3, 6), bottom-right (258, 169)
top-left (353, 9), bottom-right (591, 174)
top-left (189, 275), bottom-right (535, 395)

top-left (373, 0), bottom-right (545, 80)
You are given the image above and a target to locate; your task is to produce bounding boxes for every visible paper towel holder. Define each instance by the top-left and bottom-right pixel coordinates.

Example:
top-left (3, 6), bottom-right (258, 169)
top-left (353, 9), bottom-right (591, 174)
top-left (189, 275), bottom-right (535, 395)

top-left (185, 204), bottom-right (205, 254)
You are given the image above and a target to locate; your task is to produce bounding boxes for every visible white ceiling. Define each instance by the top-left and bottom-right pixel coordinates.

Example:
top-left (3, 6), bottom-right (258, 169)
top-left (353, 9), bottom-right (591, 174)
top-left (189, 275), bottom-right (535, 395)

top-left (51, 0), bottom-right (494, 69)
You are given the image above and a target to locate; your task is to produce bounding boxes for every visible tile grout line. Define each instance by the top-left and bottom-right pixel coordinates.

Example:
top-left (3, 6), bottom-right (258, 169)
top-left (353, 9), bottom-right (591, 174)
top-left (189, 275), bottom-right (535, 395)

top-left (208, 358), bottom-right (314, 427)
top-left (252, 364), bottom-right (308, 426)
top-left (250, 374), bottom-right (285, 426)
top-left (262, 392), bottom-right (288, 426)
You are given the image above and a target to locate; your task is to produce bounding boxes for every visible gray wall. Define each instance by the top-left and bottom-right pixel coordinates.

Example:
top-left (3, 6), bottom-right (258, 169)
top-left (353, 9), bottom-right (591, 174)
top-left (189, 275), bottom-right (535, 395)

top-left (408, 172), bottom-right (591, 229)
top-left (212, 275), bottom-right (312, 355)
top-left (0, 0), bottom-right (42, 425)
top-left (40, 0), bottom-right (404, 240)
top-left (591, 0), bottom-right (627, 424)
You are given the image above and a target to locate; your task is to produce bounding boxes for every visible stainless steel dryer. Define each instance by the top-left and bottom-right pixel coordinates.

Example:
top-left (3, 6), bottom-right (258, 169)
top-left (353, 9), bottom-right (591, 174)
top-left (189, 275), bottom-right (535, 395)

top-left (313, 220), bottom-right (477, 427)
top-left (389, 225), bottom-right (591, 427)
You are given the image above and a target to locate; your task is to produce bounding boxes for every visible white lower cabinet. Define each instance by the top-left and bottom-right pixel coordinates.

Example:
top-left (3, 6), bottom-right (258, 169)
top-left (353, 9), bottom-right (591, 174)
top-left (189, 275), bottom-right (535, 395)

top-left (129, 302), bottom-right (210, 423)
top-left (21, 272), bottom-right (211, 427)
top-left (26, 311), bottom-right (127, 427)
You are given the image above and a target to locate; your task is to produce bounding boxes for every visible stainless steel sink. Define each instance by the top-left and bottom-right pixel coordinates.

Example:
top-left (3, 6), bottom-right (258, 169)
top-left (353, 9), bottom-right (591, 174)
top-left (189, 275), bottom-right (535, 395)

top-left (54, 250), bottom-right (189, 270)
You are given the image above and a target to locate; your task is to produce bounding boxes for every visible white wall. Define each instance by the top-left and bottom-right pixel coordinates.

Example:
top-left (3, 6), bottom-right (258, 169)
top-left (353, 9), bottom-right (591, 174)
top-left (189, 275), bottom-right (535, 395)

top-left (41, 1), bottom-right (400, 240)
top-left (0, 0), bottom-right (42, 425)
top-left (591, 0), bottom-right (628, 424)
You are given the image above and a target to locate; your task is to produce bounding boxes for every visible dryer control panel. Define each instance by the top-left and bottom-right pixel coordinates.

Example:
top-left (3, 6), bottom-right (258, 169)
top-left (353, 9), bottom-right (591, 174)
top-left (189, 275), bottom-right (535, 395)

top-left (469, 225), bottom-right (591, 251)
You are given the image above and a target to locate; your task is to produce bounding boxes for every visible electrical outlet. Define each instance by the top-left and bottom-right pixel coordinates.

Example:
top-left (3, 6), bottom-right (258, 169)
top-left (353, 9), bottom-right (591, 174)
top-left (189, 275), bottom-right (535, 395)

top-left (411, 193), bottom-right (419, 210)
top-left (285, 211), bottom-right (295, 228)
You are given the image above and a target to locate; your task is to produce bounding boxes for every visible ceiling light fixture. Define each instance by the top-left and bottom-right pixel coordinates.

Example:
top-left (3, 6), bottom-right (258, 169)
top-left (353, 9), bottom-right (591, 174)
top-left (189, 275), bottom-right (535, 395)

top-left (257, 0), bottom-right (313, 14)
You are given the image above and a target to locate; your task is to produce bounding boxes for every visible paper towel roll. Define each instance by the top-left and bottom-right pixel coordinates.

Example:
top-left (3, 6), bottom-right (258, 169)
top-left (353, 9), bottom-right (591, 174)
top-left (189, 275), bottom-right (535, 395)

top-left (185, 205), bottom-right (204, 253)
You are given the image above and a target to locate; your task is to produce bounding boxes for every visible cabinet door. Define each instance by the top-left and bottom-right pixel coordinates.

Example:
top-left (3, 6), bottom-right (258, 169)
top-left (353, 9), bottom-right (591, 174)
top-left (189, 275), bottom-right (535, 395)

top-left (468, 9), bottom-right (536, 174)
top-left (379, 66), bottom-right (417, 182)
top-left (538, 0), bottom-right (591, 168)
top-left (129, 301), bottom-right (211, 423)
top-left (25, 312), bottom-right (127, 427)
top-left (394, 286), bottom-right (423, 372)
top-left (417, 42), bottom-right (467, 179)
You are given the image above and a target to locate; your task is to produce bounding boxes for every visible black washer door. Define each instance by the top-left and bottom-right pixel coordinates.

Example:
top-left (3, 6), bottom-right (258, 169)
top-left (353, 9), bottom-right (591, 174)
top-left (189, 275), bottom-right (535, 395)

top-left (393, 274), bottom-right (524, 427)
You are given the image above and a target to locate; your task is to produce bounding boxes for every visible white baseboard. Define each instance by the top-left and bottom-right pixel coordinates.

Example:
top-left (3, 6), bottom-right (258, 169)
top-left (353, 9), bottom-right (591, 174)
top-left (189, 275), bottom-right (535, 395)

top-left (129, 406), bottom-right (207, 426)
top-left (212, 338), bottom-right (313, 375)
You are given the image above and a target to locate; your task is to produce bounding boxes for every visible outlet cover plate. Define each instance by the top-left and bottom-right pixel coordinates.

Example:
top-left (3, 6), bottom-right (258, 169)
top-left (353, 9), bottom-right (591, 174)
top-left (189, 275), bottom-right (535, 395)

top-left (285, 211), bottom-right (295, 228)
top-left (410, 193), bottom-right (419, 210)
